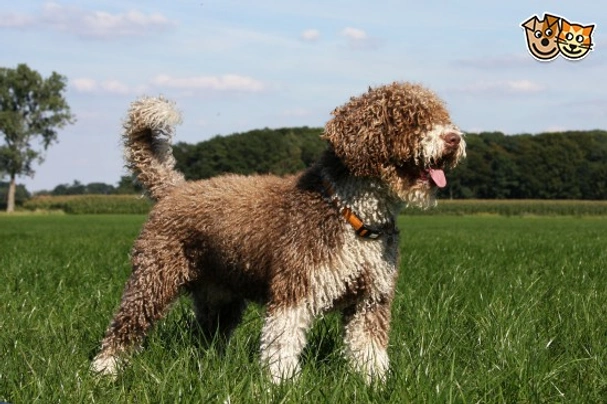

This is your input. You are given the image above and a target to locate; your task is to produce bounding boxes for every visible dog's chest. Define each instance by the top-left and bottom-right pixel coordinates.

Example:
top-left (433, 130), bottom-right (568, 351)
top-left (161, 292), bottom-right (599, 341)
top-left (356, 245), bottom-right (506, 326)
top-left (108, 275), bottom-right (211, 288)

top-left (308, 231), bottom-right (399, 313)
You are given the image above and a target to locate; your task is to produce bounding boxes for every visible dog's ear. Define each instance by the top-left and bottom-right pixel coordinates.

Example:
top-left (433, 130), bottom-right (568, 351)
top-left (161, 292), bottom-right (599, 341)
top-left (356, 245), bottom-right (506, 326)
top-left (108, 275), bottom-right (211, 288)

top-left (544, 14), bottom-right (561, 30)
top-left (521, 15), bottom-right (538, 31)
top-left (322, 92), bottom-right (392, 178)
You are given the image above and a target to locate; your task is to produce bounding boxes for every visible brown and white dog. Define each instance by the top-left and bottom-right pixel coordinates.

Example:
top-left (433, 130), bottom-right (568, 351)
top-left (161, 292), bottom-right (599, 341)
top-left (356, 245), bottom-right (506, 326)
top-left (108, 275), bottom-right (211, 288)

top-left (91, 82), bottom-right (466, 383)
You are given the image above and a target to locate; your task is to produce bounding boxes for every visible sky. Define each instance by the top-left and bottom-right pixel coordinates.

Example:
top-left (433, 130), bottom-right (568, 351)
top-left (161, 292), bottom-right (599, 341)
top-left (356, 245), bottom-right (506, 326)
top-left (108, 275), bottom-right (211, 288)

top-left (1, 1), bottom-right (606, 192)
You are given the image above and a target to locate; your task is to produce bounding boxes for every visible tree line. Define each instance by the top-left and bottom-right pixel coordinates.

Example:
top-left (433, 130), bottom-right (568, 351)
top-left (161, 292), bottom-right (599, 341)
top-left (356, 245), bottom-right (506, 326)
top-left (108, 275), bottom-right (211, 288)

top-left (172, 127), bottom-right (607, 200)
top-left (173, 126), bottom-right (326, 179)
top-left (3, 63), bottom-right (606, 210)
top-left (443, 130), bottom-right (607, 200)
top-left (3, 127), bottom-right (606, 209)
top-left (0, 177), bottom-right (141, 209)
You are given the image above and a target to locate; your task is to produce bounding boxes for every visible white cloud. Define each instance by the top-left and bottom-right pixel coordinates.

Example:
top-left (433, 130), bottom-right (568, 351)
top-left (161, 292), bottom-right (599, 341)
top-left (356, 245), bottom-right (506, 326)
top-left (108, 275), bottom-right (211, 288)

top-left (72, 78), bottom-right (97, 92)
top-left (100, 80), bottom-right (131, 95)
top-left (78, 9), bottom-right (174, 38)
top-left (152, 74), bottom-right (265, 92)
top-left (506, 80), bottom-right (543, 93)
top-left (341, 27), bottom-right (367, 40)
top-left (0, 12), bottom-right (35, 28)
top-left (71, 74), bottom-right (266, 95)
top-left (2, 2), bottom-right (176, 39)
top-left (71, 78), bottom-right (134, 95)
top-left (301, 29), bottom-right (320, 42)
top-left (339, 27), bottom-right (380, 50)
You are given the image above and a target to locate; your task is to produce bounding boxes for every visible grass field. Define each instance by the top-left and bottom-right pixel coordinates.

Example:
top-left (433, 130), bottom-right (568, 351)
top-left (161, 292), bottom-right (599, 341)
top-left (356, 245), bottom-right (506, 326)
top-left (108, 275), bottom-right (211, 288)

top-left (1, 214), bottom-right (606, 403)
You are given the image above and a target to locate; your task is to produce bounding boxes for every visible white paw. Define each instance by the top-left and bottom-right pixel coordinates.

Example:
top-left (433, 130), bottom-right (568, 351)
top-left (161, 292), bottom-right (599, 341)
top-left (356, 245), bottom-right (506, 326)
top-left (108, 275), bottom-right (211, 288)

top-left (347, 344), bottom-right (389, 384)
top-left (91, 353), bottom-right (120, 378)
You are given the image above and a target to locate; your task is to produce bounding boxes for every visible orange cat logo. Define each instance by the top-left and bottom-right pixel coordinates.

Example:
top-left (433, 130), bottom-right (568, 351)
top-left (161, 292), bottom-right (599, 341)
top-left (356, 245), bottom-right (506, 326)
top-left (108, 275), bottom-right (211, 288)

top-left (521, 13), bottom-right (596, 61)
top-left (557, 18), bottom-right (595, 60)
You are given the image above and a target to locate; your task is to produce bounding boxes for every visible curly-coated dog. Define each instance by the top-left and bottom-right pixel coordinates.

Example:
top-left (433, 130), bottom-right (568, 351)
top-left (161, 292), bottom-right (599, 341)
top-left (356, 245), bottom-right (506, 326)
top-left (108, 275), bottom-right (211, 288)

top-left (91, 82), bottom-right (466, 383)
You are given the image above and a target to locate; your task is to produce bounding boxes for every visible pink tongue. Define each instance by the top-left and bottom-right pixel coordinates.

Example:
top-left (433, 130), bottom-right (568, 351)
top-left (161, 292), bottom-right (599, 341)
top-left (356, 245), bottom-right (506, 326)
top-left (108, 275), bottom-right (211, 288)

top-left (429, 168), bottom-right (447, 188)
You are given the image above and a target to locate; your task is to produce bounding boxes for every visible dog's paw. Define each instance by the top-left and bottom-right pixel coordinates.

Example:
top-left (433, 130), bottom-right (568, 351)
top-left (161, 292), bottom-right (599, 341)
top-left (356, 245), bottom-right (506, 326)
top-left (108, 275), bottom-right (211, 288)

top-left (91, 353), bottom-right (120, 379)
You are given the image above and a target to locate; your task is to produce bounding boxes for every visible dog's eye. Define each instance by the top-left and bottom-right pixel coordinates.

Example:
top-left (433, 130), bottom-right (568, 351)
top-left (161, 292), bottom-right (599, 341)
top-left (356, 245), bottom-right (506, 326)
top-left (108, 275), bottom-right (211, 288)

top-left (534, 30), bottom-right (542, 39)
top-left (544, 28), bottom-right (553, 36)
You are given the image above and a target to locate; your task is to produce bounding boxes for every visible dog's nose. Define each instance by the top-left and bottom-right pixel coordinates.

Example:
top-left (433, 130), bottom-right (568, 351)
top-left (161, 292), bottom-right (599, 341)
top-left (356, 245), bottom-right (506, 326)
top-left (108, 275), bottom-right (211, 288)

top-left (441, 132), bottom-right (461, 148)
top-left (541, 38), bottom-right (549, 46)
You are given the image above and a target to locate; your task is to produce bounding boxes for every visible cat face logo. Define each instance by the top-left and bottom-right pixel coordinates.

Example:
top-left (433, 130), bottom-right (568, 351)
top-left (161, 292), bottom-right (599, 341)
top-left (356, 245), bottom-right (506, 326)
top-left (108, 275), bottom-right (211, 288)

top-left (521, 13), bottom-right (560, 61)
top-left (521, 13), bottom-right (596, 61)
top-left (557, 18), bottom-right (595, 60)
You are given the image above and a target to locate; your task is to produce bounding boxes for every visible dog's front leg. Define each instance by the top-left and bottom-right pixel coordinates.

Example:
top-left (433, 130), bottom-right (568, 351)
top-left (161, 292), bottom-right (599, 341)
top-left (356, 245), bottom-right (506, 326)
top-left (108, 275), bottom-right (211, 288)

top-left (259, 303), bottom-right (314, 383)
top-left (342, 297), bottom-right (393, 383)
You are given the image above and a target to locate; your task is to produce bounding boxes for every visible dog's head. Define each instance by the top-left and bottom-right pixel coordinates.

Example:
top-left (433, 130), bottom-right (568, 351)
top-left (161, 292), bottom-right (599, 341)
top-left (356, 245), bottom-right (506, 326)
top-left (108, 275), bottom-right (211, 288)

top-left (322, 82), bottom-right (466, 208)
top-left (521, 14), bottom-right (560, 61)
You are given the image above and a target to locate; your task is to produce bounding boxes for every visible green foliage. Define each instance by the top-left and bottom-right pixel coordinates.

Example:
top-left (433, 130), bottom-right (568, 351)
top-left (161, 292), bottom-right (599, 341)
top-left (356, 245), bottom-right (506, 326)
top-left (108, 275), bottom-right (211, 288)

top-left (48, 180), bottom-right (114, 196)
top-left (0, 181), bottom-right (29, 209)
top-left (33, 177), bottom-right (143, 196)
top-left (173, 126), bottom-right (325, 180)
top-left (0, 63), bottom-right (75, 211)
top-left (442, 130), bottom-right (607, 200)
top-left (23, 194), bottom-right (152, 214)
top-left (173, 127), bottom-right (607, 200)
top-left (114, 175), bottom-right (144, 194)
top-left (1, 215), bottom-right (606, 402)
top-left (0, 64), bottom-right (75, 178)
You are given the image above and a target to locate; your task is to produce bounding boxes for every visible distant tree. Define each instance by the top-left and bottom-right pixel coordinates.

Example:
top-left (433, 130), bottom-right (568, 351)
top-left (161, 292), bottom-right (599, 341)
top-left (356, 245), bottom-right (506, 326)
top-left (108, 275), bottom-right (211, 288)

top-left (86, 182), bottom-right (115, 195)
top-left (50, 183), bottom-right (70, 196)
top-left (166, 126), bottom-right (607, 200)
top-left (49, 180), bottom-right (118, 195)
top-left (439, 130), bottom-right (607, 200)
top-left (0, 64), bottom-right (75, 212)
top-left (51, 180), bottom-right (85, 195)
top-left (0, 181), bottom-right (29, 210)
top-left (173, 126), bottom-right (326, 180)
top-left (115, 175), bottom-right (143, 194)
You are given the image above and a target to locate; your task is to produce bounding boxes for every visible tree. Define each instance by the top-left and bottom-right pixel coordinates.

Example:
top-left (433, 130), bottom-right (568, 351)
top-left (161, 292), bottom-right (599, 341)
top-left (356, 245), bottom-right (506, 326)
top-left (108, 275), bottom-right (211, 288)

top-left (115, 175), bottom-right (144, 194)
top-left (0, 63), bottom-right (75, 212)
top-left (0, 181), bottom-right (30, 210)
top-left (173, 126), bottom-right (326, 180)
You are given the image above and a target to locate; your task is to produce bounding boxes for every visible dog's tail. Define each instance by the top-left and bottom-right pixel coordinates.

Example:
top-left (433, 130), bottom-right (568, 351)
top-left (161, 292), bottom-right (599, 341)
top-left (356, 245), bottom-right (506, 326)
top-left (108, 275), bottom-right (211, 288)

top-left (122, 96), bottom-right (185, 201)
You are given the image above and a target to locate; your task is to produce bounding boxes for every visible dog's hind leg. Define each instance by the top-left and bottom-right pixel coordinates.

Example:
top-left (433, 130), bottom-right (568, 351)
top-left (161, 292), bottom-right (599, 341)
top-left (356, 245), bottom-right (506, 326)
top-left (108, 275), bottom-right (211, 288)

top-left (91, 237), bottom-right (190, 376)
top-left (259, 302), bottom-right (315, 383)
top-left (190, 285), bottom-right (247, 344)
top-left (342, 298), bottom-right (393, 384)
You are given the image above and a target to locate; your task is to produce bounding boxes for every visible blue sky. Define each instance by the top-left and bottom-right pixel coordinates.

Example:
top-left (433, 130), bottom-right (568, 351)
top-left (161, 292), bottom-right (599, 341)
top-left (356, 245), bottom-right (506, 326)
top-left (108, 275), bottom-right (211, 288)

top-left (1, 1), bottom-right (606, 192)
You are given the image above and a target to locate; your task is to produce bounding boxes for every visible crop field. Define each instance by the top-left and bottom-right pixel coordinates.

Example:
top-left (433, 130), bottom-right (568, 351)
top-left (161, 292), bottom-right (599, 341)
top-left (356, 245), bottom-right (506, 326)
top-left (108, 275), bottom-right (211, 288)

top-left (1, 214), bottom-right (606, 403)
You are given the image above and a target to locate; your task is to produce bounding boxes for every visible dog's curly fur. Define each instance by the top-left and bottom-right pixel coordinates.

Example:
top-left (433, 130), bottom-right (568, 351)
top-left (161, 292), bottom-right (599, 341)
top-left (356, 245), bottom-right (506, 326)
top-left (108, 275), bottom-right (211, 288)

top-left (91, 81), bottom-right (466, 383)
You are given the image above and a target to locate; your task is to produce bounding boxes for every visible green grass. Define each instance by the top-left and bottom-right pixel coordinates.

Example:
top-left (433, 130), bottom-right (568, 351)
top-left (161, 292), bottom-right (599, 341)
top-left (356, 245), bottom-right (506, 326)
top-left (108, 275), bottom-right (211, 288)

top-left (1, 215), bottom-right (606, 403)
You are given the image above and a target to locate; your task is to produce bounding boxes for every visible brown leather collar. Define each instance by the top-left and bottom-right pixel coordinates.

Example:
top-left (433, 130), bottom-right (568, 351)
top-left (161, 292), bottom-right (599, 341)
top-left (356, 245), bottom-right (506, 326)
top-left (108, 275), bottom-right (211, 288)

top-left (321, 179), bottom-right (385, 239)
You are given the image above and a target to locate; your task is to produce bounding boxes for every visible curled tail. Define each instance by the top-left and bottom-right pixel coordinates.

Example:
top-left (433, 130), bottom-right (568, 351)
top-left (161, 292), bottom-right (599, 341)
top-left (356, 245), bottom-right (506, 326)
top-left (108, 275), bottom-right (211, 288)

top-left (123, 96), bottom-right (185, 201)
